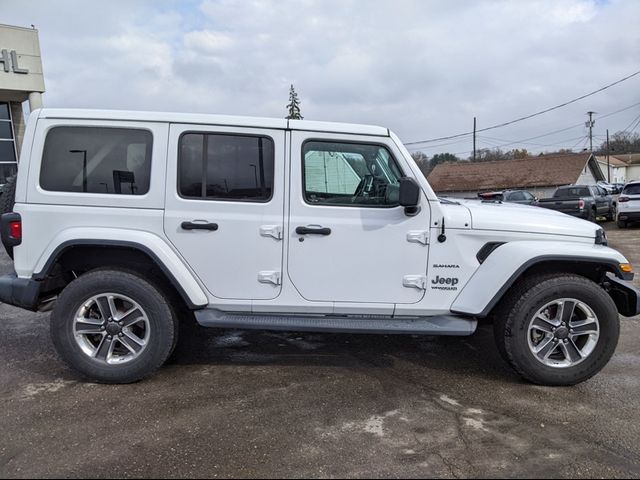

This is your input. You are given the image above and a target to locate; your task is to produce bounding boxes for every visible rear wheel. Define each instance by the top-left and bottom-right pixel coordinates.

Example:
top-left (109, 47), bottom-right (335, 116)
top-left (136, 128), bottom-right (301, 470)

top-left (493, 274), bottom-right (619, 386)
top-left (587, 208), bottom-right (597, 223)
top-left (50, 269), bottom-right (177, 383)
top-left (617, 219), bottom-right (627, 229)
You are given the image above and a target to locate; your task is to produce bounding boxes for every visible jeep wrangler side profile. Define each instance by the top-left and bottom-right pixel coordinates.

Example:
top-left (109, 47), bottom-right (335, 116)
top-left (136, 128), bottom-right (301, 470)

top-left (1, 109), bottom-right (638, 385)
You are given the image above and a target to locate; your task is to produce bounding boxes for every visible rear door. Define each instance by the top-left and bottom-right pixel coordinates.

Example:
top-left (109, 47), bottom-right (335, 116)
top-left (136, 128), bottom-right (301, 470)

top-left (164, 125), bottom-right (286, 301)
top-left (593, 186), bottom-right (609, 214)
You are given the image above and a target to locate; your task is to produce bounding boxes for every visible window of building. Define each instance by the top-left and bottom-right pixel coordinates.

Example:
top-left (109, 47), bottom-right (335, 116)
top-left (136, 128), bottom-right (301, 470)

top-left (302, 141), bottom-right (403, 207)
top-left (179, 133), bottom-right (274, 202)
top-left (0, 102), bottom-right (18, 184)
top-left (40, 127), bottom-right (153, 194)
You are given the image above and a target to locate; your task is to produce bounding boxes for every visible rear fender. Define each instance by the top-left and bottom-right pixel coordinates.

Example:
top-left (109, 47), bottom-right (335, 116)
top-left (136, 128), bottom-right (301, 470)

top-left (32, 228), bottom-right (208, 308)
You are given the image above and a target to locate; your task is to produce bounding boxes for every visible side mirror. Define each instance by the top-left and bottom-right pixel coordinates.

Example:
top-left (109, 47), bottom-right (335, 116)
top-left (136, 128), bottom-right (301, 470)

top-left (399, 177), bottom-right (420, 216)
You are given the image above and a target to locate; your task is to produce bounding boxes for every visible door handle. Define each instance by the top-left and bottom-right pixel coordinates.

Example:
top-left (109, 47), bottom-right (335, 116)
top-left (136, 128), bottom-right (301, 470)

top-left (296, 226), bottom-right (331, 236)
top-left (181, 221), bottom-right (219, 231)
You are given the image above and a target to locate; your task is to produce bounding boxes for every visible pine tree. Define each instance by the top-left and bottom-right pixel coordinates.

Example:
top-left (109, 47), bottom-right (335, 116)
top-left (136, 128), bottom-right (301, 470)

top-left (286, 84), bottom-right (303, 120)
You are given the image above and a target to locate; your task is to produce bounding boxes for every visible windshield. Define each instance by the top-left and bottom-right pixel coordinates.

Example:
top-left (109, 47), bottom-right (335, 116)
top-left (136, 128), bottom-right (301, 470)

top-left (554, 187), bottom-right (590, 198)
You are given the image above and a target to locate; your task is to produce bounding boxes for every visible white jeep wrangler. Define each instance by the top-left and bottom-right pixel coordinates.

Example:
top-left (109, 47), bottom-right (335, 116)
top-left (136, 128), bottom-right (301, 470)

top-left (1, 109), bottom-right (638, 385)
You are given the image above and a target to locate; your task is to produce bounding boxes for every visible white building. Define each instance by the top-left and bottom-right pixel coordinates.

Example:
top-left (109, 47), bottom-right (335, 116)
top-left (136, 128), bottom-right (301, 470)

top-left (0, 24), bottom-right (45, 183)
top-left (596, 154), bottom-right (640, 185)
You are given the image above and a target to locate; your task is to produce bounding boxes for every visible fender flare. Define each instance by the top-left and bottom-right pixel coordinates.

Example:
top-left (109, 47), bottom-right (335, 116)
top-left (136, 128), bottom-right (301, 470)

top-left (32, 232), bottom-right (208, 309)
top-left (451, 241), bottom-right (630, 318)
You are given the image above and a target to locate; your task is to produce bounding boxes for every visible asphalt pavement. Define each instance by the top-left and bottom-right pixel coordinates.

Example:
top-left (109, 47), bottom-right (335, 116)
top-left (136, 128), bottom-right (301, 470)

top-left (1, 223), bottom-right (639, 478)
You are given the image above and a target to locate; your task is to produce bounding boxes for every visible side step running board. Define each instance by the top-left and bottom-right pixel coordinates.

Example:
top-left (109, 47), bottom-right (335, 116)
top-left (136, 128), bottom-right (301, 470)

top-left (194, 310), bottom-right (477, 336)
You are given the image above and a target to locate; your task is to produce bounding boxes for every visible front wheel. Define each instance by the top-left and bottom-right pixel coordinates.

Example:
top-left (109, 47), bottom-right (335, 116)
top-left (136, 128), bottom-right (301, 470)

top-left (493, 274), bottom-right (619, 386)
top-left (50, 269), bottom-right (177, 383)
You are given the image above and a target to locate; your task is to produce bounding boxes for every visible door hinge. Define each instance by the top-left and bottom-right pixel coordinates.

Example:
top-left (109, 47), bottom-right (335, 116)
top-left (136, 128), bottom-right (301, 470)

top-left (258, 271), bottom-right (281, 286)
top-left (259, 225), bottom-right (283, 240)
top-left (406, 230), bottom-right (429, 245)
top-left (403, 275), bottom-right (427, 290)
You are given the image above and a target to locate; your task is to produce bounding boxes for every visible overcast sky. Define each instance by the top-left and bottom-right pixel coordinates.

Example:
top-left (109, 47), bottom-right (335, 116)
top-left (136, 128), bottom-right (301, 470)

top-left (2, 0), bottom-right (639, 157)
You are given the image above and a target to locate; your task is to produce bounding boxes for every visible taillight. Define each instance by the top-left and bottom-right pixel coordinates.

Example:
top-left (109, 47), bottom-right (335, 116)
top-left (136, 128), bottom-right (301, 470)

top-left (1, 212), bottom-right (22, 249)
top-left (618, 196), bottom-right (630, 203)
top-left (9, 220), bottom-right (21, 241)
top-left (578, 199), bottom-right (585, 209)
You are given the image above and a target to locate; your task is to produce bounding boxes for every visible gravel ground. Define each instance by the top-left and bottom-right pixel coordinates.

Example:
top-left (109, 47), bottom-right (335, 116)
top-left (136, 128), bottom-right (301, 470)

top-left (1, 222), bottom-right (639, 478)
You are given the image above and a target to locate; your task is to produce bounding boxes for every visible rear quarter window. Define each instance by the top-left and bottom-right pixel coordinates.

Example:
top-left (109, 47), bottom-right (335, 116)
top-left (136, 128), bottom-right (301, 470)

top-left (622, 184), bottom-right (640, 195)
top-left (40, 127), bottom-right (153, 195)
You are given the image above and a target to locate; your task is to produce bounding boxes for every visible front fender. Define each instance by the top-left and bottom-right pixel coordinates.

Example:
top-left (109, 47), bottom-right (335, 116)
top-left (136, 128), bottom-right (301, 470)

top-left (31, 228), bottom-right (209, 308)
top-left (451, 241), bottom-right (629, 317)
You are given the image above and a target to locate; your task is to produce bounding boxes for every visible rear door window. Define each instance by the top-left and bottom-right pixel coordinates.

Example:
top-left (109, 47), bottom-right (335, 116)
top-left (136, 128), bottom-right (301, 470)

top-left (40, 127), bottom-right (152, 195)
top-left (179, 133), bottom-right (274, 202)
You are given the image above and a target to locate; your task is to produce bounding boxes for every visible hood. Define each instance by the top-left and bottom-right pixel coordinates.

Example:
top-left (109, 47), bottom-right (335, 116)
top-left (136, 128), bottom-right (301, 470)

top-left (449, 199), bottom-right (600, 239)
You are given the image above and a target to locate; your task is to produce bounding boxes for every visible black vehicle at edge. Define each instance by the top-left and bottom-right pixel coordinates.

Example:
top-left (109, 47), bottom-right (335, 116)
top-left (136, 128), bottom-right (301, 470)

top-left (538, 184), bottom-right (615, 222)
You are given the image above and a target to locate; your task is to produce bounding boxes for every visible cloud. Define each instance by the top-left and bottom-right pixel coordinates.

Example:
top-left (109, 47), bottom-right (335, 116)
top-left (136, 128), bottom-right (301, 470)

top-left (1, 0), bottom-right (639, 156)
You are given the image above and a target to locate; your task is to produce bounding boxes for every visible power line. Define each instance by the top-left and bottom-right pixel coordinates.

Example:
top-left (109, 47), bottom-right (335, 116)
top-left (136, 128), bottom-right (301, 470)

top-left (407, 101), bottom-right (640, 153)
top-left (478, 134), bottom-right (587, 148)
top-left (406, 137), bottom-right (472, 151)
top-left (442, 101), bottom-right (640, 151)
top-left (405, 69), bottom-right (640, 146)
top-left (599, 101), bottom-right (640, 119)
top-left (626, 116), bottom-right (640, 134)
top-left (622, 112), bottom-right (640, 134)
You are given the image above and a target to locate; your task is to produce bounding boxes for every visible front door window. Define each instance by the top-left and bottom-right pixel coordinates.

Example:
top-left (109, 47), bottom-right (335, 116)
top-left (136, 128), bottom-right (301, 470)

top-left (302, 141), bottom-right (403, 207)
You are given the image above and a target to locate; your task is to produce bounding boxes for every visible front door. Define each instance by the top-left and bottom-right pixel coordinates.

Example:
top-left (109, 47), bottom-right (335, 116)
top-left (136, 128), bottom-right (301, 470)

top-left (287, 132), bottom-right (431, 307)
top-left (164, 124), bottom-right (285, 300)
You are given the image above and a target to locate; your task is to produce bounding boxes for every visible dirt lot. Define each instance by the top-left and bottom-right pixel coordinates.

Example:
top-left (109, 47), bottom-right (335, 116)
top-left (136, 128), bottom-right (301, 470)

top-left (1, 223), bottom-right (639, 478)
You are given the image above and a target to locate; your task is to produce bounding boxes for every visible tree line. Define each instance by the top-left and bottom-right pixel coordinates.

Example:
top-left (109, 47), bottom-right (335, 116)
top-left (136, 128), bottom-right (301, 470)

top-left (411, 131), bottom-right (640, 177)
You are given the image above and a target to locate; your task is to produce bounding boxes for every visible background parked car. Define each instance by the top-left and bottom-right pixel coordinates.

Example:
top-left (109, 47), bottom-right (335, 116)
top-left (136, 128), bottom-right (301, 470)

top-left (477, 190), bottom-right (538, 205)
top-left (597, 180), bottom-right (621, 195)
top-left (617, 180), bottom-right (640, 228)
top-left (538, 184), bottom-right (615, 222)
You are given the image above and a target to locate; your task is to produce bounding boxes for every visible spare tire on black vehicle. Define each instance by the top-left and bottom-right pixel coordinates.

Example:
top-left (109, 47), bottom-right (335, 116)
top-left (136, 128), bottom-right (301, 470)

top-left (0, 175), bottom-right (16, 216)
top-left (0, 175), bottom-right (17, 257)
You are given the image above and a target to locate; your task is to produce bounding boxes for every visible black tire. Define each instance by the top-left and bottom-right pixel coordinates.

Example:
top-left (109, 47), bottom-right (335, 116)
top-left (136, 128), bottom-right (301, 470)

top-left (617, 220), bottom-right (627, 229)
top-left (493, 274), bottom-right (619, 386)
top-left (587, 208), bottom-right (597, 223)
top-left (0, 175), bottom-right (16, 215)
top-left (0, 175), bottom-right (17, 257)
top-left (50, 269), bottom-right (177, 383)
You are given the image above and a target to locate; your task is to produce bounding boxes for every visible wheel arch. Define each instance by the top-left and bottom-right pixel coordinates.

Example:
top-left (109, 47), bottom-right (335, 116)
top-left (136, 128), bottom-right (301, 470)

top-left (34, 239), bottom-right (208, 310)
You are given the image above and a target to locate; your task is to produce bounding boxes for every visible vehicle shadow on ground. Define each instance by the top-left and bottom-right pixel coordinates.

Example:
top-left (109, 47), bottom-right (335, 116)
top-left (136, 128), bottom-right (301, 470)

top-left (167, 320), bottom-right (521, 384)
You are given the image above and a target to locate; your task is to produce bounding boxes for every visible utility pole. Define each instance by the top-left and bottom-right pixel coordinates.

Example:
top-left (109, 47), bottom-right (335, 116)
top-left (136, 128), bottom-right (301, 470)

top-left (586, 111), bottom-right (596, 152)
top-left (473, 117), bottom-right (476, 162)
top-left (606, 129), bottom-right (610, 183)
